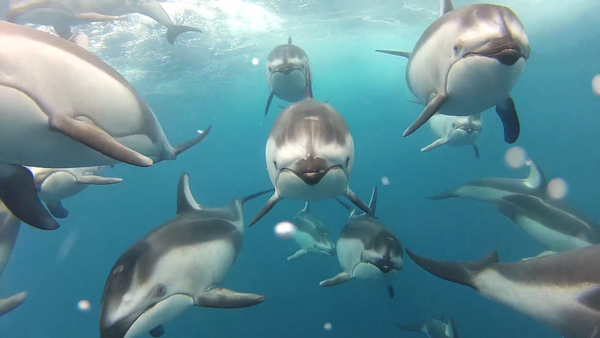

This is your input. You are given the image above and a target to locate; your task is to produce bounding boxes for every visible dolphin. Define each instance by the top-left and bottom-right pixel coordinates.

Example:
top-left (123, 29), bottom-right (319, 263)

top-left (320, 187), bottom-right (404, 299)
top-left (0, 202), bottom-right (27, 316)
top-left (428, 158), bottom-right (600, 253)
top-left (397, 314), bottom-right (459, 338)
top-left (99, 173), bottom-right (272, 338)
top-left (265, 37), bottom-right (313, 115)
top-left (376, 0), bottom-right (530, 142)
top-left (27, 165), bottom-right (123, 219)
top-left (286, 202), bottom-right (336, 261)
top-left (421, 113), bottom-right (482, 158)
top-left (248, 98), bottom-right (371, 226)
top-left (0, 22), bottom-right (211, 169)
top-left (406, 246), bottom-right (600, 338)
top-left (6, 0), bottom-right (202, 44)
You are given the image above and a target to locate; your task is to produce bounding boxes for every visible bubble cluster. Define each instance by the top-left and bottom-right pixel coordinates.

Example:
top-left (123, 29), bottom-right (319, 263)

top-left (381, 176), bottom-right (390, 185)
top-left (547, 178), bottom-right (569, 199)
top-left (77, 299), bottom-right (91, 312)
top-left (592, 75), bottom-right (600, 96)
top-left (274, 221), bottom-right (296, 239)
top-left (504, 146), bottom-right (527, 169)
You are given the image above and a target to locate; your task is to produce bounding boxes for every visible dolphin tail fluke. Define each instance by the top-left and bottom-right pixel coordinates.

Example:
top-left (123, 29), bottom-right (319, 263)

top-left (76, 175), bottom-right (123, 185)
top-left (345, 188), bottom-right (372, 215)
top-left (46, 200), bottom-right (69, 219)
top-left (421, 138), bottom-right (447, 152)
top-left (472, 144), bottom-right (480, 158)
top-left (427, 190), bottom-right (458, 200)
top-left (319, 271), bottom-right (352, 287)
top-left (169, 124), bottom-right (212, 161)
top-left (149, 325), bottom-right (165, 337)
top-left (375, 50), bottom-right (411, 59)
top-left (404, 93), bottom-right (449, 137)
top-left (0, 163), bottom-right (59, 231)
top-left (195, 288), bottom-right (265, 308)
top-left (248, 193), bottom-right (281, 226)
top-left (396, 321), bottom-right (426, 332)
top-left (0, 291), bottom-right (27, 316)
top-left (405, 249), bottom-right (499, 290)
top-left (287, 249), bottom-right (308, 261)
top-left (265, 91), bottom-right (275, 116)
top-left (167, 25), bottom-right (202, 45)
top-left (495, 96), bottom-right (520, 144)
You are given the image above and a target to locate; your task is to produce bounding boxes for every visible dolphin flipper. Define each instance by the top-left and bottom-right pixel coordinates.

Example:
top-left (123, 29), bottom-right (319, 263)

top-left (149, 325), bottom-right (165, 337)
top-left (388, 285), bottom-right (394, 299)
top-left (0, 292), bottom-right (27, 316)
top-left (287, 249), bottom-right (308, 261)
top-left (195, 288), bottom-right (265, 308)
top-left (0, 163), bottom-right (59, 231)
top-left (472, 144), bottom-right (480, 158)
top-left (396, 321), bottom-right (426, 332)
top-left (404, 93), bottom-right (449, 137)
top-left (265, 91), bottom-right (275, 116)
top-left (375, 50), bottom-right (412, 59)
top-left (345, 188), bottom-right (372, 215)
top-left (76, 175), bottom-right (123, 185)
top-left (427, 190), bottom-right (458, 200)
top-left (49, 115), bottom-right (153, 167)
top-left (248, 193), bottom-right (282, 227)
top-left (46, 200), bottom-right (69, 219)
top-left (421, 138), bottom-right (447, 152)
top-left (495, 97), bottom-right (520, 144)
top-left (319, 271), bottom-right (352, 287)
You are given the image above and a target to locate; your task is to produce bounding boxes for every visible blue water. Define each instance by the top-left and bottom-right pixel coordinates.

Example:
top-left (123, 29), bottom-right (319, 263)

top-left (2, 1), bottom-right (600, 337)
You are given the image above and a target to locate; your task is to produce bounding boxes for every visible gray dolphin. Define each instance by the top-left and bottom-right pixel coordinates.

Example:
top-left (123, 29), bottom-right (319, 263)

top-left (287, 202), bottom-right (336, 261)
top-left (99, 173), bottom-right (272, 338)
top-left (248, 98), bottom-right (371, 226)
top-left (421, 113), bottom-right (482, 158)
top-left (6, 0), bottom-right (202, 44)
top-left (406, 246), bottom-right (600, 338)
top-left (0, 22), bottom-right (211, 169)
top-left (265, 37), bottom-right (313, 115)
top-left (320, 187), bottom-right (404, 299)
top-left (397, 314), bottom-right (459, 338)
top-left (429, 158), bottom-right (600, 253)
top-left (376, 0), bottom-right (529, 143)
top-left (0, 202), bottom-right (27, 316)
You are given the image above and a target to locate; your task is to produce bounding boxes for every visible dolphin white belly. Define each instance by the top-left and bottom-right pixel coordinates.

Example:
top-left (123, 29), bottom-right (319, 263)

top-left (512, 215), bottom-right (593, 252)
top-left (276, 169), bottom-right (348, 201)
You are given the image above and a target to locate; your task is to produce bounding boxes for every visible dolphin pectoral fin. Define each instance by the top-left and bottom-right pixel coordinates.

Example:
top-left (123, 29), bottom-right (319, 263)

top-left (375, 50), bottom-right (411, 59)
top-left (421, 138), bottom-right (447, 152)
top-left (0, 292), bottom-right (27, 316)
top-left (304, 63), bottom-right (313, 99)
top-left (0, 163), bottom-right (59, 231)
top-left (407, 99), bottom-right (423, 105)
top-left (46, 200), bottom-right (69, 219)
top-left (68, 32), bottom-right (89, 50)
top-left (472, 144), bottom-right (480, 158)
top-left (520, 250), bottom-right (556, 261)
top-left (53, 22), bottom-right (73, 39)
top-left (319, 271), bottom-right (352, 287)
top-left (149, 325), bottom-right (165, 337)
top-left (265, 91), bottom-right (275, 116)
top-left (277, 104), bottom-right (287, 109)
top-left (248, 193), bottom-right (281, 227)
top-left (345, 188), bottom-right (372, 215)
top-left (166, 25), bottom-right (202, 45)
top-left (76, 175), bottom-right (123, 185)
top-left (195, 288), bottom-right (265, 308)
top-left (495, 97), bottom-right (520, 144)
top-left (405, 248), bottom-right (499, 290)
top-left (404, 93), bottom-right (449, 137)
top-left (287, 249), bottom-right (308, 261)
top-left (49, 115), bottom-right (153, 167)
top-left (387, 285), bottom-right (394, 299)
top-left (396, 321), bottom-right (426, 332)
top-left (427, 190), bottom-right (458, 200)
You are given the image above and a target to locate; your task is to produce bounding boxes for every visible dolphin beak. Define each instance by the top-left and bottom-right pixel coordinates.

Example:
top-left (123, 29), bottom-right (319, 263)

top-left (100, 311), bottom-right (139, 338)
top-left (469, 35), bottom-right (524, 66)
top-left (275, 64), bottom-right (299, 75)
top-left (288, 157), bottom-right (336, 186)
top-left (370, 258), bottom-right (396, 273)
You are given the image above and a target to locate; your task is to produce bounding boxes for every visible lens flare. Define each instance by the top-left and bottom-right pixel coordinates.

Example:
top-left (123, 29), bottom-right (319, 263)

top-left (324, 322), bottom-right (332, 331)
top-left (252, 57), bottom-right (259, 66)
top-left (592, 75), bottom-right (600, 96)
top-left (77, 300), bottom-right (91, 312)
top-left (274, 221), bottom-right (296, 239)
top-left (547, 178), bottom-right (568, 199)
top-left (381, 176), bottom-right (390, 185)
top-left (505, 146), bottom-right (527, 169)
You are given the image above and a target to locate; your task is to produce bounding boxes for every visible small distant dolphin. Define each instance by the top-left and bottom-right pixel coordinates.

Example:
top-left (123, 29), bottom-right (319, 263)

top-left (0, 22), bottom-right (211, 169)
top-left (428, 158), bottom-right (600, 253)
top-left (6, 0), bottom-right (202, 44)
top-left (27, 166), bottom-right (123, 218)
top-left (0, 202), bottom-right (27, 316)
top-left (99, 173), bottom-right (272, 338)
top-left (248, 98), bottom-right (371, 226)
top-left (406, 246), bottom-right (600, 338)
top-left (287, 202), bottom-right (335, 261)
top-left (320, 187), bottom-right (403, 299)
top-left (421, 113), bottom-right (482, 158)
top-left (397, 314), bottom-right (459, 338)
top-left (376, 0), bottom-right (530, 142)
top-left (264, 37), bottom-right (312, 115)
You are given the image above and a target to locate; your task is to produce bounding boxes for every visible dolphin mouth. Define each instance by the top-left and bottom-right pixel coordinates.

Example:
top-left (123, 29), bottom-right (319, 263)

top-left (465, 36), bottom-right (524, 66)
top-left (365, 258), bottom-right (396, 274)
top-left (282, 165), bottom-right (342, 186)
top-left (100, 298), bottom-right (163, 338)
top-left (273, 65), bottom-right (301, 75)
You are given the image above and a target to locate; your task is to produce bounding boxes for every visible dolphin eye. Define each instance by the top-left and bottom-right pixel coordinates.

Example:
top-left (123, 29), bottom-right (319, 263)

top-left (273, 161), bottom-right (278, 170)
top-left (345, 157), bottom-right (350, 167)
top-left (453, 45), bottom-right (458, 54)
top-left (155, 283), bottom-right (166, 297)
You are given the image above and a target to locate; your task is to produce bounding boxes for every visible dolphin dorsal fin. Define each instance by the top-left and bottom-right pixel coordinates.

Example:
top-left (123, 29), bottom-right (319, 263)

top-left (68, 32), bottom-right (89, 50)
top-left (303, 202), bottom-right (310, 212)
top-left (176, 173), bottom-right (201, 214)
top-left (288, 36), bottom-right (292, 44)
top-left (368, 186), bottom-right (378, 216)
top-left (523, 159), bottom-right (548, 191)
top-left (439, 0), bottom-right (454, 17)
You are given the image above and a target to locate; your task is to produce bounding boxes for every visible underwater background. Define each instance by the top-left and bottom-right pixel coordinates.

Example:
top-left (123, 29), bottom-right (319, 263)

top-left (1, 0), bottom-right (600, 337)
